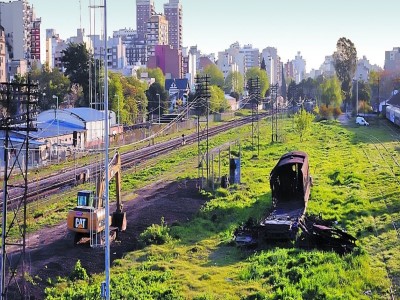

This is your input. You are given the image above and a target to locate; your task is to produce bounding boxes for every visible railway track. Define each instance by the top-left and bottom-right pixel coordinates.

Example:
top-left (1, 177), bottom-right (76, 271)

top-left (1, 114), bottom-right (267, 207)
top-left (360, 131), bottom-right (400, 299)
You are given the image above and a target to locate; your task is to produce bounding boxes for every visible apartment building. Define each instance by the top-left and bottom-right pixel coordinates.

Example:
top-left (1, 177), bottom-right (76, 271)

top-left (164, 0), bottom-right (182, 51)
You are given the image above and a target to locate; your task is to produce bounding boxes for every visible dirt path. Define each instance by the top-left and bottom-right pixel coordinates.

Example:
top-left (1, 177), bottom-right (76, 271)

top-left (12, 178), bottom-right (206, 299)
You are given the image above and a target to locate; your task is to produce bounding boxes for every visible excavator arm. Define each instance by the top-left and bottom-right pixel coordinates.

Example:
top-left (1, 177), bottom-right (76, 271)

top-left (97, 151), bottom-right (126, 231)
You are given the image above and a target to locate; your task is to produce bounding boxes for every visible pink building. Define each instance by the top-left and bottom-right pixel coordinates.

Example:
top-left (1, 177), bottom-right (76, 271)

top-left (147, 44), bottom-right (182, 78)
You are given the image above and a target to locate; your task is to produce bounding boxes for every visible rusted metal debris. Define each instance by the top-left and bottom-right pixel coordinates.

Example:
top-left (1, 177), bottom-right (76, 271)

top-left (298, 215), bottom-right (357, 254)
top-left (234, 214), bottom-right (357, 254)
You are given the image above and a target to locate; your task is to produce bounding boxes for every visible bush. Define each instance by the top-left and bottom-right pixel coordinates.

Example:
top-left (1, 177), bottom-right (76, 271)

top-left (69, 260), bottom-right (88, 281)
top-left (318, 104), bottom-right (333, 120)
top-left (139, 217), bottom-right (171, 246)
top-left (332, 107), bottom-right (342, 120)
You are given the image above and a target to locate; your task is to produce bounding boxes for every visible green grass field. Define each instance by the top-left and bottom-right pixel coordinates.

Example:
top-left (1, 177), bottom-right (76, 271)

top-left (42, 116), bottom-right (400, 299)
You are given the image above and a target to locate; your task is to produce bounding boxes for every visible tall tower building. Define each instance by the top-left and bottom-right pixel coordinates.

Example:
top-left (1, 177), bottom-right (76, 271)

top-left (146, 14), bottom-right (168, 58)
top-left (164, 0), bottom-right (182, 50)
top-left (0, 0), bottom-right (40, 62)
top-left (136, 0), bottom-right (155, 41)
top-left (0, 26), bottom-right (6, 82)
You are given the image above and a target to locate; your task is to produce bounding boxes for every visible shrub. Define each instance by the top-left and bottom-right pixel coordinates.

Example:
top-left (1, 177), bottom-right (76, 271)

top-left (139, 217), bottom-right (171, 246)
top-left (69, 260), bottom-right (88, 281)
top-left (332, 107), bottom-right (342, 120)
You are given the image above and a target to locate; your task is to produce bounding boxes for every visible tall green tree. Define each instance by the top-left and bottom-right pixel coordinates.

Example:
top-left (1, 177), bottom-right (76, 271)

top-left (319, 76), bottom-right (342, 108)
top-left (200, 64), bottom-right (224, 88)
top-left (333, 37), bottom-right (357, 112)
top-left (245, 67), bottom-right (269, 97)
top-left (224, 71), bottom-right (244, 94)
top-left (61, 43), bottom-right (91, 106)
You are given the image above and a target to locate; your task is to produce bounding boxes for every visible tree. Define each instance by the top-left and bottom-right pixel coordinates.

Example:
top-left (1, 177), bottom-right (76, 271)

top-left (319, 76), bottom-right (342, 108)
top-left (368, 70), bottom-right (382, 111)
top-left (200, 64), bottom-right (224, 88)
top-left (108, 72), bottom-right (125, 124)
top-left (29, 63), bottom-right (70, 111)
top-left (209, 85), bottom-right (229, 113)
top-left (294, 108), bottom-right (314, 142)
top-left (245, 67), bottom-right (269, 97)
top-left (333, 37), bottom-right (357, 112)
top-left (224, 71), bottom-right (244, 94)
top-left (138, 67), bottom-right (166, 88)
top-left (351, 80), bottom-right (371, 114)
top-left (61, 43), bottom-right (91, 106)
top-left (146, 82), bottom-right (168, 117)
top-left (260, 57), bottom-right (266, 71)
top-left (287, 80), bottom-right (297, 102)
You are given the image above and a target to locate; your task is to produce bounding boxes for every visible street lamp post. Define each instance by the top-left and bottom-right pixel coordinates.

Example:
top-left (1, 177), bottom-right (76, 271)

top-left (52, 95), bottom-right (59, 162)
top-left (356, 74), bottom-right (362, 116)
top-left (356, 78), bottom-right (359, 116)
top-left (156, 93), bottom-right (161, 123)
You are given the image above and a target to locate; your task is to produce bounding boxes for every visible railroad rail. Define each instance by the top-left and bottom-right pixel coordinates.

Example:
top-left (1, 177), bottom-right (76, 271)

top-left (1, 113), bottom-right (268, 207)
top-left (360, 131), bottom-right (400, 300)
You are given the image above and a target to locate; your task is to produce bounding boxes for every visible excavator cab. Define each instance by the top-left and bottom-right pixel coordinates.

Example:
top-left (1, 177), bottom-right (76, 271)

top-left (77, 190), bottom-right (95, 207)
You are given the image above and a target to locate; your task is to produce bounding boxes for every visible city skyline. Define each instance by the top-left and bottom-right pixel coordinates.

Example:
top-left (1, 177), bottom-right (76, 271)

top-left (28, 0), bottom-right (400, 71)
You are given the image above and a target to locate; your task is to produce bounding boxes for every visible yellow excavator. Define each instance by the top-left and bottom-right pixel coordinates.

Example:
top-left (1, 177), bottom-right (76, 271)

top-left (67, 151), bottom-right (127, 245)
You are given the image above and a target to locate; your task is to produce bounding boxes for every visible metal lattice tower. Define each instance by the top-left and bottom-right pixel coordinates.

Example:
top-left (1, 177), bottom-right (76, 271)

top-left (270, 83), bottom-right (280, 143)
top-left (248, 77), bottom-right (261, 155)
top-left (195, 75), bottom-right (211, 189)
top-left (0, 80), bottom-right (39, 299)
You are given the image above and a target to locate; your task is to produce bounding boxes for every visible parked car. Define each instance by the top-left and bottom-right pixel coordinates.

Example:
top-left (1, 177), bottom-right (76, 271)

top-left (356, 116), bottom-right (369, 126)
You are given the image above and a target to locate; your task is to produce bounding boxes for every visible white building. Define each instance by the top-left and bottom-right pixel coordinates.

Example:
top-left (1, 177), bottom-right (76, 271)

top-left (45, 29), bottom-right (67, 70)
top-left (293, 51), bottom-right (306, 83)
top-left (261, 47), bottom-right (280, 85)
top-left (319, 55), bottom-right (336, 77)
top-left (218, 42), bottom-right (259, 79)
top-left (0, 0), bottom-right (41, 77)
top-left (384, 47), bottom-right (400, 74)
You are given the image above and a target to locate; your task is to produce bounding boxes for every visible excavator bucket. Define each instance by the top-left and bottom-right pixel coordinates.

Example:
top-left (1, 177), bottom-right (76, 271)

top-left (112, 211), bottom-right (127, 231)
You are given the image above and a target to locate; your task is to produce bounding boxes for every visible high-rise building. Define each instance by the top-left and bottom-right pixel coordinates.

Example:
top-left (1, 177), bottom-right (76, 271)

top-left (113, 28), bottom-right (147, 66)
top-left (0, 0), bottom-right (41, 64)
top-left (293, 51), bottom-right (306, 83)
top-left (136, 0), bottom-right (155, 41)
top-left (164, 0), bottom-right (182, 51)
top-left (261, 47), bottom-right (280, 85)
top-left (45, 29), bottom-right (67, 70)
top-left (0, 25), bottom-right (6, 81)
top-left (384, 47), bottom-right (400, 74)
top-left (147, 44), bottom-right (182, 79)
top-left (146, 14), bottom-right (169, 58)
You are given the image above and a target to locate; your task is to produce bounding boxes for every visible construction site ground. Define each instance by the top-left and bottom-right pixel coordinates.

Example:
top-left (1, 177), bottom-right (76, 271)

top-left (20, 178), bottom-right (206, 299)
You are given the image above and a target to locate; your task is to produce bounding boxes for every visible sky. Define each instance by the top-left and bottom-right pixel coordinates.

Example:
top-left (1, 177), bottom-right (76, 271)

top-left (29, 0), bottom-right (400, 71)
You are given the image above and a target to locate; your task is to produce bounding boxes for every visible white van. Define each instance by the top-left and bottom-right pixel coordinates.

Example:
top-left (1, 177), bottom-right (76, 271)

top-left (356, 116), bottom-right (369, 126)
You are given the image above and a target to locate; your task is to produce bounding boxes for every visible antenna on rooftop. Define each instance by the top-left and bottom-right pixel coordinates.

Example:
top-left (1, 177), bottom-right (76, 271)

top-left (79, 0), bottom-right (82, 29)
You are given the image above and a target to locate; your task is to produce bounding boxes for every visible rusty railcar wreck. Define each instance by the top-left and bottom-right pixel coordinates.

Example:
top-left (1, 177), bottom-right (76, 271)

top-left (234, 151), bottom-right (357, 253)
top-left (260, 151), bottom-right (311, 239)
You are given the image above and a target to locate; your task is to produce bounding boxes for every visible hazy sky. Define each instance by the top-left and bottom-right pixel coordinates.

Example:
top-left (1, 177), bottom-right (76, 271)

top-left (29, 0), bottom-right (399, 71)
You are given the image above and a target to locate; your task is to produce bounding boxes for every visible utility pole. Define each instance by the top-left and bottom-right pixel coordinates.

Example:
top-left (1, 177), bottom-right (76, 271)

top-left (0, 80), bottom-right (39, 299)
top-left (271, 83), bottom-right (279, 143)
top-left (248, 77), bottom-right (260, 156)
top-left (156, 93), bottom-right (161, 123)
top-left (195, 74), bottom-right (211, 189)
top-left (52, 95), bottom-right (59, 162)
